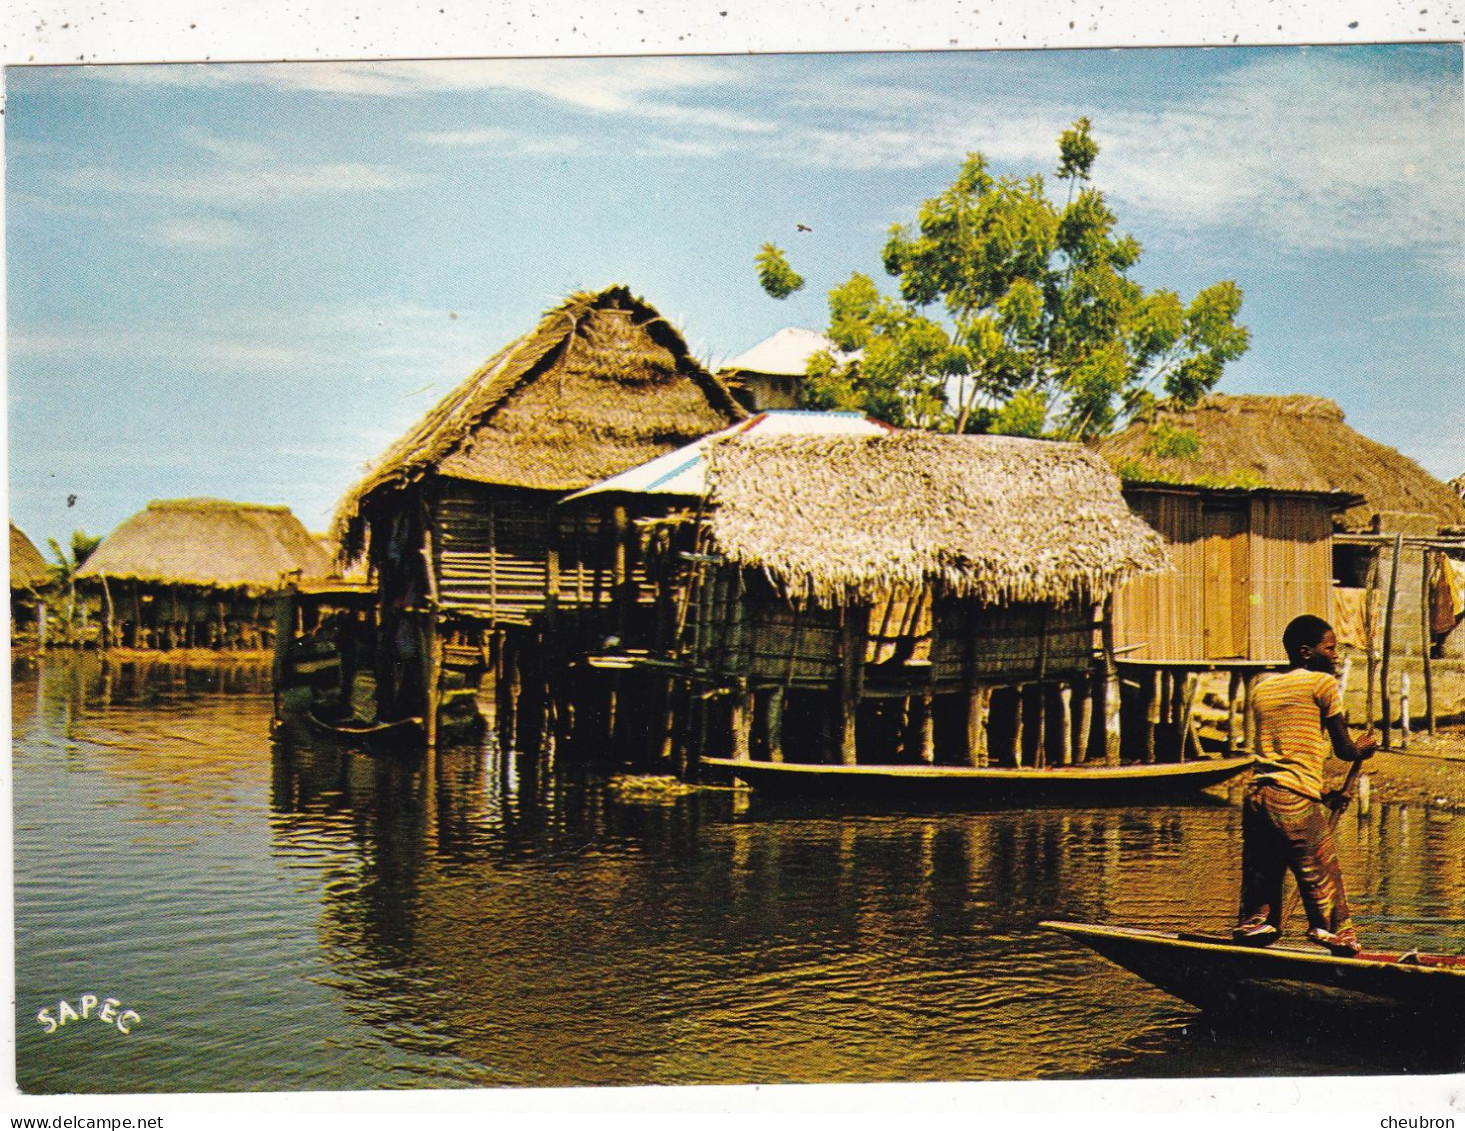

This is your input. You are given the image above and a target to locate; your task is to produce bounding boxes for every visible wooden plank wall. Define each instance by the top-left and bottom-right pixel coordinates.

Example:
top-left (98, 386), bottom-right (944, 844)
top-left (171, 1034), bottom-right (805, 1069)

top-left (1112, 490), bottom-right (1207, 661)
top-left (1248, 495), bottom-right (1333, 662)
top-left (432, 483), bottom-right (654, 626)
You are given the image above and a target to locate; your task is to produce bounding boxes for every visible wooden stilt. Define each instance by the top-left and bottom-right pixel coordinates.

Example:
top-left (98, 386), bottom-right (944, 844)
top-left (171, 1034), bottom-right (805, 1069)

top-left (1076, 677), bottom-right (1093, 763)
top-left (1338, 655), bottom-right (1353, 724)
top-left (1101, 595), bottom-right (1121, 766)
top-left (1365, 548), bottom-right (1381, 728)
top-left (1178, 672), bottom-right (1199, 763)
top-left (1010, 685), bottom-right (1025, 768)
top-left (1399, 671), bottom-right (1411, 750)
top-left (731, 678), bottom-right (752, 761)
top-left (766, 686), bottom-right (786, 763)
top-left (1059, 683), bottom-right (1074, 765)
top-left (966, 686), bottom-right (990, 768)
top-left (1421, 551), bottom-right (1436, 734)
top-left (1032, 685), bottom-right (1047, 769)
top-left (1226, 669), bottom-right (1243, 755)
top-left (1381, 532), bottom-right (1402, 750)
top-left (918, 691), bottom-right (935, 765)
top-left (1144, 668), bottom-right (1161, 764)
top-left (425, 618), bottom-right (443, 750)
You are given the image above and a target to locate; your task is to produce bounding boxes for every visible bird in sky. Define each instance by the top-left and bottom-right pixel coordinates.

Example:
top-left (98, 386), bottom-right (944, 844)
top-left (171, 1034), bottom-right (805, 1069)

top-left (797, 223), bottom-right (813, 232)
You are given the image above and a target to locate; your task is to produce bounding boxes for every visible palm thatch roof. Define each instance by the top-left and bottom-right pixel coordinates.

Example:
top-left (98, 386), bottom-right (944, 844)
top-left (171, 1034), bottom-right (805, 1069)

top-left (10, 523), bottom-right (52, 591)
top-left (334, 286), bottom-right (744, 554)
top-left (1098, 394), bottom-right (1465, 533)
top-left (77, 499), bottom-right (333, 596)
top-left (702, 432), bottom-right (1169, 606)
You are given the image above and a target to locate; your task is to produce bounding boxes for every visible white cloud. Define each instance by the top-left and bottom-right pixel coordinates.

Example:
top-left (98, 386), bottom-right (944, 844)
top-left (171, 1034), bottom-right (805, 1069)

top-left (413, 127), bottom-right (582, 155)
top-left (60, 159), bottom-right (416, 206)
top-left (146, 216), bottom-right (249, 250)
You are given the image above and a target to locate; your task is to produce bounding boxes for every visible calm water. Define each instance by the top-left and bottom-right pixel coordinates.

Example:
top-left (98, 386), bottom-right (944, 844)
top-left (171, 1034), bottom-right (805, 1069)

top-left (13, 654), bottom-right (1465, 1094)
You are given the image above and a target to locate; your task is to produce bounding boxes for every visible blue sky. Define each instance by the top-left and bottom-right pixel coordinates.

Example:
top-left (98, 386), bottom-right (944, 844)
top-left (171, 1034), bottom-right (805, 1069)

top-left (6, 44), bottom-right (1464, 552)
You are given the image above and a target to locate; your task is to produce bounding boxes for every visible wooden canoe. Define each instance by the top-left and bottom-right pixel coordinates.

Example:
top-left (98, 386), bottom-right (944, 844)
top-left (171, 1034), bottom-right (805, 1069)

top-left (1042, 920), bottom-right (1465, 1029)
top-left (305, 708), bottom-right (425, 752)
top-left (699, 754), bottom-right (1254, 803)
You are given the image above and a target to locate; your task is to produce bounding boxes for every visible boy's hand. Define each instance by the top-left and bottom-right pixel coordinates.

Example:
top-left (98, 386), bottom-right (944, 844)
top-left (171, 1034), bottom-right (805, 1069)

top-left (1353, 729), bottom-right (1378, 758)
top-left (1322, 789), bottom-right (1353, 812)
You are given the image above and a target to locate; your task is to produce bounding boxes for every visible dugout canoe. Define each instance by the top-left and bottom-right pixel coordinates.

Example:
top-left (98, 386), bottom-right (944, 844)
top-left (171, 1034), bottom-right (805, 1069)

top-left (1041, 920), bottom-right (1465, 1028)
top-left (305, 707), bottom-right (425, 752)
top-left (699, 754), bottom-right (1254, 804)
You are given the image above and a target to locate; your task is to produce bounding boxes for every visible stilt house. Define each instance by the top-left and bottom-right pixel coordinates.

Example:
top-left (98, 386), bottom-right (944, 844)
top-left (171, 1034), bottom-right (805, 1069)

top-left (1100, 394), bottom-right (1465, 661)
top-left (76, 498), bottom-right (333, 650)
top-left (331, 286), bottom-right (745, 730)
top-left (662, 431), bottom-right (1167, 768)
top-left (10, 522), bottom-right (53, 647)
top-left (716, 327), bottom-right (858, 412)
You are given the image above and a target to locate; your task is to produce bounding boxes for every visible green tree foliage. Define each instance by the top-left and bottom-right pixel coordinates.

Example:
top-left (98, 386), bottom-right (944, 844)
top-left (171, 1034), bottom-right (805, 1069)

top-left (754, 243), bottom-right (805, 300)
top-left (756, 118), bottom-right (1250, 437)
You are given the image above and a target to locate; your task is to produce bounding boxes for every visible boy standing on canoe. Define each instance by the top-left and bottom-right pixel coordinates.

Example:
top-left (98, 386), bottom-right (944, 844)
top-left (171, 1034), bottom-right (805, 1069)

top-left (1233, 614), bottom-right (1377, 956)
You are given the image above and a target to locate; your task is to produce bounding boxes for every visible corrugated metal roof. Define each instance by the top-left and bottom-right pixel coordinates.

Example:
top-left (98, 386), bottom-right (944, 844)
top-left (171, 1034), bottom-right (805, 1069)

top-left (722, 326), bottom-right (860, 375)
top-left (563, 410), bottom-right (893, 502)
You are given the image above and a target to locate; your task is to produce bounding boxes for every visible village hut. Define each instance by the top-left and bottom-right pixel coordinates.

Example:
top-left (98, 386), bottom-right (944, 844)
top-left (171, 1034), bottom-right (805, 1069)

top-left (716, 327), bottom-right (859, 412)
top-left (76, 498), bottom-right (333, 650)
top-left (1099, 394), bottom-right (1465, 740)
top-left (330, 285), bottom-right (745, 736)
top-left (10, 522), bottom-right (53, 646)
top-left (663, 431), bottom-right (1168, 769)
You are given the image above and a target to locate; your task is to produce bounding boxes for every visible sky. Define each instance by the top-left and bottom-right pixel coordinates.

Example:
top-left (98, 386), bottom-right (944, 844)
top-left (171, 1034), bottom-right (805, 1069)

top-left (5, 42), bottom-right (1464, 555)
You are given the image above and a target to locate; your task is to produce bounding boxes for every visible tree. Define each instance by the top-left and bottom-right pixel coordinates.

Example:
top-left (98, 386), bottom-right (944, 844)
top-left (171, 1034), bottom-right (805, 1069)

top-left (47, 530), bottom-right (102, 638)
top-left (757, 118), bottom-right (1250, 438)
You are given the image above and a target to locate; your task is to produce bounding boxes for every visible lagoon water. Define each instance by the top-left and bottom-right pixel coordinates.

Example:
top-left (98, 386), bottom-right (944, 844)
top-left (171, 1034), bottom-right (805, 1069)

top-left (13, 654), bottom-right (1465, 1094)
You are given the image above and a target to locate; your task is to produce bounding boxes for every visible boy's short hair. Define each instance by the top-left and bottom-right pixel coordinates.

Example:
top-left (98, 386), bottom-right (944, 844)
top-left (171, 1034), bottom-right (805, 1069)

top-left (1283, 614), bottom-right (1333, 658)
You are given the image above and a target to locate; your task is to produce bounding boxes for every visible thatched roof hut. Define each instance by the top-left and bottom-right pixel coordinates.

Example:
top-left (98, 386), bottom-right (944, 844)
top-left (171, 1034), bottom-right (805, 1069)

top-left (717, 326), bottom-right (860, 412)
top-left (78, 499), bottom-right (332, 596)
top-left (335, 285), bottom-right (744, 556)
top-left (702, 432), bottom-right (1168, 607)
top-left (10, 523), bottom-right (52, 591)
top-left (1098, 394), bottom-right (1465, 533)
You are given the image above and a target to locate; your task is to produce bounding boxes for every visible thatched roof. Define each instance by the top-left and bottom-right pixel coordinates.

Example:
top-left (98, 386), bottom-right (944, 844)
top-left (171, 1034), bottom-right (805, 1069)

top-left (10, 523), bottom-right (52, 591)
top-left (1451, 473), bottom-right (1465, 504)
top-left (1098, 394), bottom-right (1465, 533)
top-left (77, 499), bottom-right (333, 595)
top-left (702, 432), bottom-right (1168, 606)
top-left (334, 286), bottom-right (744, 553)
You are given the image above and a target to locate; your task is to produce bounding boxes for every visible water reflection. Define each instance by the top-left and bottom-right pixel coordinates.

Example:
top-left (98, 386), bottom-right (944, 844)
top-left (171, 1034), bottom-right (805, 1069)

top-left (13, 654), bottom-right (1465, 1093)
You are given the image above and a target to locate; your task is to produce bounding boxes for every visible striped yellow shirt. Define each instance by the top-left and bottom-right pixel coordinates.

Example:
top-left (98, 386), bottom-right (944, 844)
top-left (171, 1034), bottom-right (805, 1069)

top-left (1250, 668), bottom-right (1343, 801)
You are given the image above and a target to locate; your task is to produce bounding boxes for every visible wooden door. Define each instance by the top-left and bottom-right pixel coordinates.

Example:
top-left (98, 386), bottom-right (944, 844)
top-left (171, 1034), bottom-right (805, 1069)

top-left (1202, 503), bottom-right (1250, 659)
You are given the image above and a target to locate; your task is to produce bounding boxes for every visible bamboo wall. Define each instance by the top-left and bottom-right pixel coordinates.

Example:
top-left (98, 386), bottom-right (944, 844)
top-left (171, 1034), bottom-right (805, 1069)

top-left (1113, 487), bottom-right (1334, 662)
top-left (431, 482), bottom-right (654, 627)
top-left (688, 570), bottom-right (1095, 689)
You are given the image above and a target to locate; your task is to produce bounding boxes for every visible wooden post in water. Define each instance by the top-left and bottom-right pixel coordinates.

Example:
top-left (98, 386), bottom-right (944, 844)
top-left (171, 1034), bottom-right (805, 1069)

top-left (1381, 532), bottom-right (1402, 750)
top-left (1010, 685), bottom-right (1025, 768)
top-left (1421, 550), bottom-right (1435, 734)
top-left (1178, 672), bottom-right (1199, 763)
top-left (424, 618), bottom-right (443, 750)
top-left (1101, 596), bottom-right (1122, 766)
top-left (1032, 685), bottom-right (1047, 769)
top-left (1365, 548), bottom-right (1381, 729)
top-left (837, 609), bottom-right (863, 766)
top-left (1226, 669), bottom-right (1243, 756)
top-left (917, 691), bottom-right (935, 765)
top-left (1144, 668), bottom-right (1161, 764)
top-left (1059, 683), bottom-right (1074, 765)
top-left (766, 686), bottom-right (786, 763)
top-left (1399, 671), bottom-right (1411, 751)
top-left (1076, 676), bottom-right (1093, 763)
top-left (966, 686), bottom-right (990, 768)
top-left (730, 678), bottom-right (752, 761)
